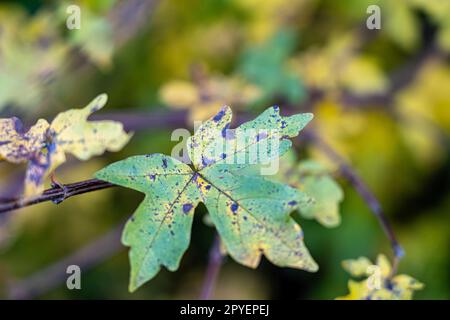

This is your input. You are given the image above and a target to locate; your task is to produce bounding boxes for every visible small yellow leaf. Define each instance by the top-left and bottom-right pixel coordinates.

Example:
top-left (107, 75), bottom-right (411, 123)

top-left (340, 56), bottom-right (388, 95)
top-left (376, 254), bottom-right (392, 278)
top-left (159, 80), bottom-right (198, 109)
top-left (1, 94), bottom-right (132, 197)
top-left (342, 256), bottom-right (373, 277)
top-left (0, 118), bottom-right (49, 163)
top-left (50, 94), bottom-right (132, 161)
top-left (159, 76), bottom-right (261, 123)
top-left (337, 254), bottom-right (424, 300)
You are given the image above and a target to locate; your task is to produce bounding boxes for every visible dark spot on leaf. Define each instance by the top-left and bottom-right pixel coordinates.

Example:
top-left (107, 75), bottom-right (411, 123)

top-left (221, 123), bottom-right (230, 138)
top-left (201, 156), bottom-right (214, 167)
top-left (225, 129), bottom-right (236, 140)
top-left (231, 202), bottom-right (238, 213)
top-left (384, 280), bottom-right (394, 291)
top-left (182, 203), bottom-right (193, 214)
top-left (256, 132), bottom-right (268, 142)
top-left (213, 108), bottom-right (226, 122)
top-left (12, 117), bottom-right (24, 133)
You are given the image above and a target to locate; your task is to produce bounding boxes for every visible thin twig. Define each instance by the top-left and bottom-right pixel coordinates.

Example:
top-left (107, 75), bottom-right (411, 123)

top-left (7, 224), bottom-right (124, 299)
top-left (90, 109), bottom-right (187, 132)
top-left (303, 130), bottom-right (405, 261)
top-left (109, 0), bottom-right (160, 46)
top-left (199, 234), bottom-right (224, 300)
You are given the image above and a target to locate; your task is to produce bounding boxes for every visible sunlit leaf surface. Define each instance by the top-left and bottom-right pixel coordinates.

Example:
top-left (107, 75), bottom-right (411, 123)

top-left (96, 106), bottom-right (318, 291)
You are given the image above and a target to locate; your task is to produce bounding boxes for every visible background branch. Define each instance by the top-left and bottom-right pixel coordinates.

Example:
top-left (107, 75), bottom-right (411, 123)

top-left (7, 224), bottom-right (124, 299)
top-left (199, 234), bottom-right (224, 300)
top-left (303, 130), bottom-right (405, 262)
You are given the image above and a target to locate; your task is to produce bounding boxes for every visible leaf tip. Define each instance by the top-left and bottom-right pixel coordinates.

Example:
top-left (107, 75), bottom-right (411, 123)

top-left (309, 261), bottom-right (319, 272)
top-left (211, 105), bottom-right (231, 123)
top-left (88, 93), bottom-right (109, 112)
top-left (304, 112), bottom-right (314, 121)
top-left (128, 281), bottom-right (139, 293)
top-left (97, 93), bottom-right (108, 103)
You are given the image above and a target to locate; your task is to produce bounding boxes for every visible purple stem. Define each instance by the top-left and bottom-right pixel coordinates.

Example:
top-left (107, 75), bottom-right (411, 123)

top-left (199, 234), bottom-right (224, 300)
top-left (304, 130), bottom-right (405, 260)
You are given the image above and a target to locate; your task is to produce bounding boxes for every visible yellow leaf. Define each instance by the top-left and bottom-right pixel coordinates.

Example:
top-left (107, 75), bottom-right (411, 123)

top-left (337, 254), bottom-right (424, 300)
top-left (1, 94), bottom-right (132, 197)
top-left (376, 254), bottom-right (392, 278)
top-left (159, 81), bottom-right (198, 108)
top-left (340, 56), bottom-right (388, 95)
top-left (0, 118), bottom-right (49, 163)
top-left (342, 256), bottom-right (373, 277)
top-left (50, 94), bottom-right (131, 162)
top-left (159, 76), bottom-right (261, 123)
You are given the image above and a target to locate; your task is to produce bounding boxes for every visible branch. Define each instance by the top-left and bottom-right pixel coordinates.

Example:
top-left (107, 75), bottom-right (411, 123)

top-left (199, 234), bottom-right (224, 300)
top-left (303, 130), bottom-right (405, 262)
top-left (7, 224), bottom-right (124, 299)
top-left (90, 109), bottom-right (188, 132)
top-left (109, 0), bottom-right (160, 47)
top-left (0, 179), bottom-right (115, 215)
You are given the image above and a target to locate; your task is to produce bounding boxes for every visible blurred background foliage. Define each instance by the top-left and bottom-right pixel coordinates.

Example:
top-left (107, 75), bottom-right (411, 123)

top-left (0, 0), bottom-right (449, 299)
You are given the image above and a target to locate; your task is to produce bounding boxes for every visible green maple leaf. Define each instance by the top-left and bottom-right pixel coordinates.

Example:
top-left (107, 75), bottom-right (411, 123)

top-left (238, 30), bottom-right (305, 104)
top-left (297, 161), bottom-right (343, 227)
top-left (95, 106), bottom-right (318, 292)
top-left (276, 151), bottom-right (344, 227)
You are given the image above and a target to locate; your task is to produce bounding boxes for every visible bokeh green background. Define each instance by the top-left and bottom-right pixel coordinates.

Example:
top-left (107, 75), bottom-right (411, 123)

top-left (0, 0), bottom-right (449, 299)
